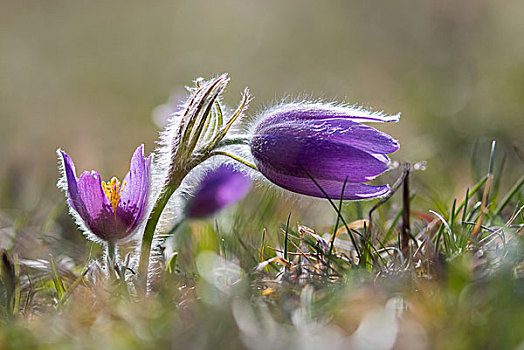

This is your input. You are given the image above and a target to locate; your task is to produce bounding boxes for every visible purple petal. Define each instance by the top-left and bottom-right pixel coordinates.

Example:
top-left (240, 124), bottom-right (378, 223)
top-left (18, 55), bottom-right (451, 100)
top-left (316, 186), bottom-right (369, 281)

top-left (258, 163), bottom-right (389, 200)
top-left (76, 171), bottom-right (128, 241)
top-left (59, 151), bottom-right (83, 214)
top-left (77, 171), bottom-right (112, 219)
top-left (185, 165), bottom-right (252, 218)
top-left (251, 134), bottom-right (390, 183)
top-left (256, 118), bottom-right (399, 154)
top-left (255, 103), bottom-right (399, 134)
top-left (117, 145), bottom-right (151, 232)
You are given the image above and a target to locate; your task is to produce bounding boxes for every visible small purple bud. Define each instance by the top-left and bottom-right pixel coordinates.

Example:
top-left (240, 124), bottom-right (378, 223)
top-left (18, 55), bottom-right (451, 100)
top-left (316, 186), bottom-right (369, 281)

top-left (250, 102), bottom-right (400, 200)
top-left (58, 145), bottom-right (151, 243)
top-left (184, 164), bottom-right (252, 218)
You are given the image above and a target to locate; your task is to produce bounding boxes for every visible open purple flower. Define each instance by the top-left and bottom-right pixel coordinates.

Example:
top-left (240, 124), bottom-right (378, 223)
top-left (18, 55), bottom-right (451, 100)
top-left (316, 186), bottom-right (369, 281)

top-left (184, 164), bottom-right (252, 218)
top-left (250, 102), bottom-right (399, 200)
top-left (58, 145), bottom-right (151, 243)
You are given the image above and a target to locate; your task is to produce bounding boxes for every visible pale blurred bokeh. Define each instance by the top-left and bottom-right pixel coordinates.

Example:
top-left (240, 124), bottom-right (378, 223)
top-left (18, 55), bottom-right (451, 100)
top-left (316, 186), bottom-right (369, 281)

top-left (1, 0), bottom-right (523, 209)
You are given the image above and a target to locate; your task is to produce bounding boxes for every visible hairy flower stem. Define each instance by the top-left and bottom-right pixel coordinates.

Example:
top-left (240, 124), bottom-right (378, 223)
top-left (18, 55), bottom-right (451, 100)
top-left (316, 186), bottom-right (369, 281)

top-left (209, 151), bottom-right (258, 170)
top-left (137, 170), bottom-right (185, 293)
top-left (136, 149), bottom-right (253, 292)
top-left (106, 242), bottom-right (117, 264)
top-left (105, 242), bottom-right (120, 281)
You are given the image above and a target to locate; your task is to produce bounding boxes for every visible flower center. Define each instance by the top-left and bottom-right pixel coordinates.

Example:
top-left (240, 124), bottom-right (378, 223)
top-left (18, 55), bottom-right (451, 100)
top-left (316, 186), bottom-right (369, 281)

top-left (101, 177), bottom-right (126, 213)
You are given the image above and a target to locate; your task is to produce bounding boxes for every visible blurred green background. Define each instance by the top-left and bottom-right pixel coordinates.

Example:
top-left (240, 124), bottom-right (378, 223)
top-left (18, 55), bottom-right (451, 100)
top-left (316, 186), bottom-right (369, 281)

top-left (1, 0), bottom-right (523, 211)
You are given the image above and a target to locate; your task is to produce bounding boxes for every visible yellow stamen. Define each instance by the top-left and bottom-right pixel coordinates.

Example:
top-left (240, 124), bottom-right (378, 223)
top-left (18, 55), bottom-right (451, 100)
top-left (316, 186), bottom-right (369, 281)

top-left (101, 177), bottom-right (126, 213)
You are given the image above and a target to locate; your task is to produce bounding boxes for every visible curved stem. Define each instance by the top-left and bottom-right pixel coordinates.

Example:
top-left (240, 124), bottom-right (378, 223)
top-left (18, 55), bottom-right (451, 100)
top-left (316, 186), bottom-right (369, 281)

top-left (137, 175), bottom-right (181, 294)
top-left (216, 137), bottom-right (250, 148)
top-left (209, 151), bottom-right (258, 171)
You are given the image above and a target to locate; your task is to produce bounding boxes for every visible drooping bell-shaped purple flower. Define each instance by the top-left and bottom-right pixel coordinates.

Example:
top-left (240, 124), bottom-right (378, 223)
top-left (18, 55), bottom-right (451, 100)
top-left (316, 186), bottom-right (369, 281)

top-left (58, 145), bottom-right (151, 243)
top-left (250, 102), bottom-right (400, 200)
top-left (184, 164), bottom-right (252, 218)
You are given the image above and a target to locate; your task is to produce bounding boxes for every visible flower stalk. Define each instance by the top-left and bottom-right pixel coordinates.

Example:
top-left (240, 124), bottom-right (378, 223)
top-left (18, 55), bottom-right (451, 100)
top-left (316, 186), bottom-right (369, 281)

top-left (136, 74), bottom-right (251, 291)
top-left (106, 242), bottom-right (117, 264)
top-left (137, 170), bottom-right (184, 291)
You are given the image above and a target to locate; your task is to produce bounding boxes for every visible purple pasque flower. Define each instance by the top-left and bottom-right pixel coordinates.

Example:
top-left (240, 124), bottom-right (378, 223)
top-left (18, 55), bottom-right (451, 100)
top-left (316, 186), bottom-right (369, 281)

top-left (58, 145), bottom-right (151, 243)
top-left (250, 102), bottom-right (399, 200)
top-left (184, 164), bottom-right (252, 218)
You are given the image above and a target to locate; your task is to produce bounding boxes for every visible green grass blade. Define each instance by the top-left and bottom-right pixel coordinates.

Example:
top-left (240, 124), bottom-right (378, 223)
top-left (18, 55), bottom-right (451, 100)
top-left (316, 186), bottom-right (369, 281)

top-left (49, 256), bottom-right (66, 301)
top-left (494, 174), bottom-right (524, 218)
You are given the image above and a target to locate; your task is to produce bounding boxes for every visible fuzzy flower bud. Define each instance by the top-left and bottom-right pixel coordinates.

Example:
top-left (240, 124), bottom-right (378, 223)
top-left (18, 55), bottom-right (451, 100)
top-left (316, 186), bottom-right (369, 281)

top-left (249, 102), bottom-right (400, 200)
top-left (156, 74), bottom-right (250, 190)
